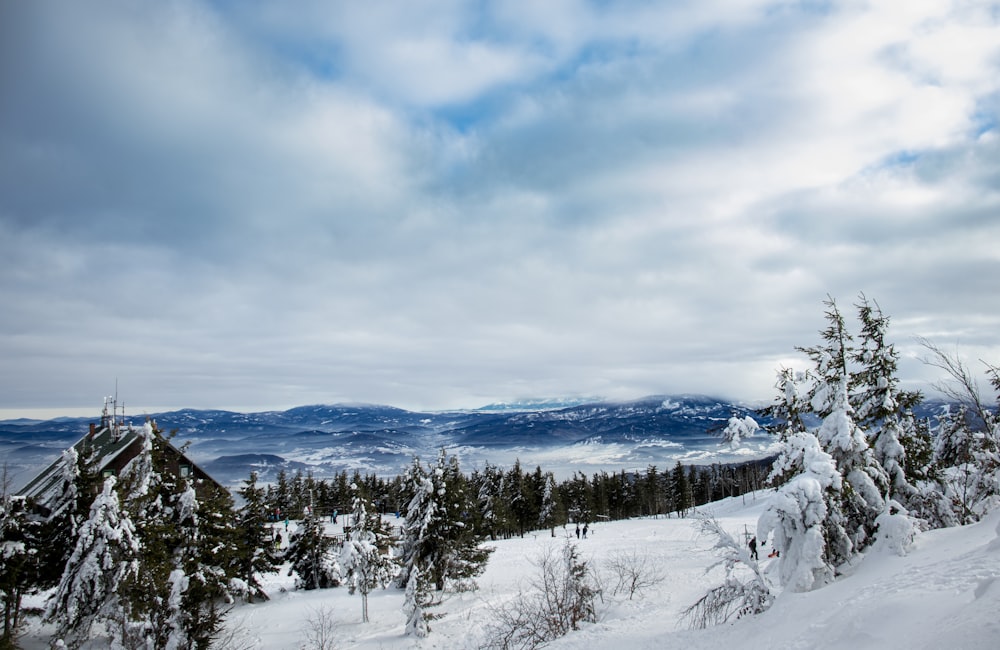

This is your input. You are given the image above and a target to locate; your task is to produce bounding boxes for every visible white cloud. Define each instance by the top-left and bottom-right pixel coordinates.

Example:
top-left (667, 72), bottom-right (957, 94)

top-left (1, 0), bottom-right (998, 413)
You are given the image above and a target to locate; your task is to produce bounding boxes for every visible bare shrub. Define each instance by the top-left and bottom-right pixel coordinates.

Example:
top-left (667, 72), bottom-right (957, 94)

top-left (481, 541), bottom-right (600, 650)
top-left (215, 614), bottom-right (261, 650)
top-left (301, 605), bottom-right (338, 650)
top-left (604, 548), bottom-right (666, 600)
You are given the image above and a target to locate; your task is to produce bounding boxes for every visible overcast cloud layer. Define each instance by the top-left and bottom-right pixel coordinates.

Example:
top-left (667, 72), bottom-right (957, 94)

top-left (2, 0), bottom-right (999, 416)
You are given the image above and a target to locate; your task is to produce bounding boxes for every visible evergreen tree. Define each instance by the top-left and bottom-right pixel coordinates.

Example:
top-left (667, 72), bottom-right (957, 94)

top-left (340, 485), bottom-right (398, 623)
top-left (403, 564), bottom-right (432, 638)
top-left (671, 462), bottom-right (692, 517)
top-left (286, 508), bottom-right (339, 590)
top-left (538, 471), bottom-right (560, 536)
top-left (1, 474), bottom-right (45, 649)
top-left (851, 295), bottom-right (922, 503)
top-left (116, 422), bottom-right (176, 647)
top-left (762, 367), bottom-right (810, 443)
top-left (721, 415), bottom-right (760, 449)
top-left (46, 477), bottom-right (140, 649)
top-left (234, 471), bottom-right (281, 602)
top-left (803, 298), bottom-right (887, 555)
top-left (398, 450), bottom-right (492, 593)
top-left (757, 432), bottom-right (844, 591)
top-left (163, 482), bottom-right (241, 649)
top-left (920, 342), bottom-right (1000, 524)
top-left (505, 461), bottom-right (529, 538)
top-left (35, 446), bottom-right (102, 594)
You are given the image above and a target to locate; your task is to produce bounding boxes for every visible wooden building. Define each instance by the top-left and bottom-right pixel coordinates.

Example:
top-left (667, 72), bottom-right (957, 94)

top-left (16, 398), bottom-right (222, 519)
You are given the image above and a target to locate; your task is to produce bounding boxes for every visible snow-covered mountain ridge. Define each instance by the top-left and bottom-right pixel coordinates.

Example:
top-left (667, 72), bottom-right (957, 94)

top-left (1, 395), bottom-right (950, 489)
top-left (2, 395), bottom-right (778, 488)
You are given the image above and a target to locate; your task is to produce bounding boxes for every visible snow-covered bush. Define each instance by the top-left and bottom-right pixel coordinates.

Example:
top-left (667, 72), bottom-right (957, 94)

top-left (872, 500), bottom-right (917, 556)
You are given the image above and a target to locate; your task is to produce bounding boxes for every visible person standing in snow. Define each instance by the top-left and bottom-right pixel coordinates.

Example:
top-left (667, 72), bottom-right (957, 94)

top-left (749, 536), bottom-right (758, 560)
top-left (575, 523), bottom-right (580, 539)
top-left (582, 523), bottom-right (589, 539)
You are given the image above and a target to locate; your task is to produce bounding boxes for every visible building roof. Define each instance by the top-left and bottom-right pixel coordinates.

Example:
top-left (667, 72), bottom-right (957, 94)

top-left (16, 422), bottom-right (140, 516)
top-left (16, 415), bottom-right (223, 518)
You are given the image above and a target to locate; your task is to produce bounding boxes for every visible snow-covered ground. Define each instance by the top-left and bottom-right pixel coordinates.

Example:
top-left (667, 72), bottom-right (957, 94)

top-left (20, 490), bottom-right (1000, 649)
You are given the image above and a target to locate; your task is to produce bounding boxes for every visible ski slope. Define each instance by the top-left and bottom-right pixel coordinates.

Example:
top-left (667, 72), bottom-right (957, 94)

top-left (20, 490), bottom-right (1000, 649)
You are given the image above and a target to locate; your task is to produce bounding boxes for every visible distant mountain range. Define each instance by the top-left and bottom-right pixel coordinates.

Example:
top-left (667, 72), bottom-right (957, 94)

top-left (1, 395), bottom-right (953, 491)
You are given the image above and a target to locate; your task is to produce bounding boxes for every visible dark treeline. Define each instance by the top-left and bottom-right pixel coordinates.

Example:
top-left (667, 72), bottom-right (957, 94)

top-left (260, 456), bottom-right (773, 539)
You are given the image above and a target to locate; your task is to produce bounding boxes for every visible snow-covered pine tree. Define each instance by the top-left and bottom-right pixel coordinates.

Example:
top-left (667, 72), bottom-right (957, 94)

top-left (115, 421), bottom-right (174, 646)
top-left (851, 295), bottom-right (922, 505)
top-left (801, 297), bottom-right (887, 555)
top-left (538, 471), bottom-right (559, 537)
top-left (670, 461), bottom-right (692, 517)
top-left (762, 367), bottom-right (810, 442)
top-left (46, 476), bottom-right (140, 649)
top-left (1, 471), bottom-right (45, 647)
top-left (403, 563), bottom-right (431, 638)
top-left (398, 450), bottom-right (492, 594)
top-left (505, 460), bottom-right (529, 538)
top-left (756, 431), bottom-right (844, 591)
top-left (933, 404), bottom-right (989, 524)
top-left (110, 422), bottom-right (243, 647)
top-left (921, 343), bottom-right (1000, 524)
top-left (286, 506), bottom-right (339, 590)
top-left (34, 444), bottom-right (102, 597)
top-left (721, 415), bottom-right (760, 449)
top-left (340, 485), bottom-right (398, 623)
top-left (397, 456), bottom-right (430, 590)
top-left (164, 480), bottom-right (242, 650)
top-left (234, 471), bottom-right (281, 602)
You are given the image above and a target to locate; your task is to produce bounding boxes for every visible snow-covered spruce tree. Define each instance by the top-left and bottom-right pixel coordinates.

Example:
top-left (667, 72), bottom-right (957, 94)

top-left (921, 342), bottom-right (1000, 523)
top-left (850, 295), bottom-right (923, 506)
top-left (762, 367), bottom-right (810, 441)
top-left (234, 471), bottom-right (281, 603)
top-left (721, 414), bottom-right (760, 450)
top-left (2, 470), bottom-right (46, 649)
top-left (115, 421), bottom-right (176, 646)
top-left (34, 445), bottom-right (103, 598)
top-left (757, 431), bottom-right (845, 591)
top-left (398, 450), bottom-right (493, 594)
top-left (46, 476), bottom-right (140, 649)
top-left (112, 422), bottom-right (242, 647)
top-left (403, 563), bottom-right (432, 638)
top-left (475, 462), bottom-right (504, 541)
top-left (933, 404), bottom-right (996, 524)
top-left (286, 506), bottom-right (339, 590)
top-left (671, 461), bottom-right (693, 517)
top-left (684, 515), bottom-right (773, 628)
top-left (538, 471), bottom-right (560, 537)
top-left (504, 460), bottom-right (529, 538)
top-left (163, 481), bottom-right (242, 650)
top-left (340, 485), bottom-right (398, 623)
top-left (800, 297), bottom-right (887, 556)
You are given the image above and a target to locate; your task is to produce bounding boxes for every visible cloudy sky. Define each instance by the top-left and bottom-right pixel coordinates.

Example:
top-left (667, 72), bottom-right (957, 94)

top-left (1, 0), bottom-right (998, 417)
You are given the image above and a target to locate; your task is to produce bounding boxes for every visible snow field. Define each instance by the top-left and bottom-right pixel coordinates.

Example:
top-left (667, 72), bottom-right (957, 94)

top-left (19, 490), bottom-right (1000, 649)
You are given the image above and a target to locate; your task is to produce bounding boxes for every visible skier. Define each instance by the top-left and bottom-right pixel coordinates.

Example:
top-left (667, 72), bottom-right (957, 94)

top-left (575, 523), bottom-right (580, 539)
top-left (749, 536), bottom-right (758, 560)
top-left (582, 523), bottom-right (589, 539)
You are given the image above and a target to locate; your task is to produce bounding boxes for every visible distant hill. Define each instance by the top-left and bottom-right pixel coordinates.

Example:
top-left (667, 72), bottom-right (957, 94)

top-left (0, 395), bottom-right (956, 490)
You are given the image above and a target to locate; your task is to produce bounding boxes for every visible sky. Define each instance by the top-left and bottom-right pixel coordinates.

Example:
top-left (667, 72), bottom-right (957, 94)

top-left (1, 0), bottom-right (999, 418)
